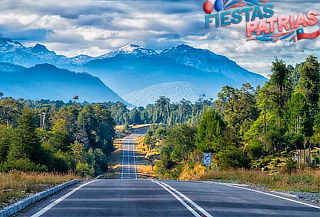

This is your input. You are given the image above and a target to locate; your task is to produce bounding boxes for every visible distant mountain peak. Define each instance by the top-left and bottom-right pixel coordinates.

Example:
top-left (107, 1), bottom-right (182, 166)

top-left (32, 63), bottom-right (58, 69)
top-left (31, 44), bottom-right (51, 53)
top-left (69, 54), bottom-right (93, 64)
top-left (0, 38), bottom-right (23, 51)
top-left (118, 44), bottom-right (142, 52)
top-left (99, 44), bottom-right (157, 59)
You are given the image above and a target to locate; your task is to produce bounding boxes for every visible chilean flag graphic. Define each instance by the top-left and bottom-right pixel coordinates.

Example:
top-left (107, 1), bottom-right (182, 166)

top-left (296, 28), bottom-right (320, 40)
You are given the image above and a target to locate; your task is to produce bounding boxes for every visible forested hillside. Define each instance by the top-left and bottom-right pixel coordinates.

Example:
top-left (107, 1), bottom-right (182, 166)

top-left (0, 100), bottom-right (115, 176)
top-left (143, 56), bottom-right (320, 180)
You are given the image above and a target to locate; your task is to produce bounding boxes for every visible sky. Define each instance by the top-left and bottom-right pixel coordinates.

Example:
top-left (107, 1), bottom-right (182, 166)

top-left (0, 0), bottom-right (319, 77)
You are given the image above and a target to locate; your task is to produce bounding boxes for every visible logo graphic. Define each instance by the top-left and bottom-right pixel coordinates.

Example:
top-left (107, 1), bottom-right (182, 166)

top-left (203, 0), bottom-right (319, 42)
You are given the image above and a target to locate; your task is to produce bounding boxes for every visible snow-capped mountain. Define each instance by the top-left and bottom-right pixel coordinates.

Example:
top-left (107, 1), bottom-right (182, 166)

top-left (98, 44), bottom-right (157, 59)
top-left (160, 44), bottom-right (264, 84)
top-left (0, 38), bottom-right (71, 67)
top-left (69, 54), bottom-right (93, 64)
top-left (82, 44), bottom-right (267, 101)
top-left (0, 38), bottom-right (268, 105)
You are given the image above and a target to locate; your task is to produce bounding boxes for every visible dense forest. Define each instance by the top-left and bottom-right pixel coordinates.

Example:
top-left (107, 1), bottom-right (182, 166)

top-left (143, 56), bottom-right (320, 179)
top-left (0, 92), bottom-right (212, 176)
top-left (0, 100), bottom-right (115, 176)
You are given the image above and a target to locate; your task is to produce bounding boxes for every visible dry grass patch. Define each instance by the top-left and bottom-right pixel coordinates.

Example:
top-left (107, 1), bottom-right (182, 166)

top-left (103, 139), bottom-right (122, 179)
top-left (199, 169), bottom-right (320, 193)
top-left (0, 171), bottom-right (80, 208)
top-left (135, 136), bottom-right (157, 179)
top-left (130, 124), bottom-right (152, 129)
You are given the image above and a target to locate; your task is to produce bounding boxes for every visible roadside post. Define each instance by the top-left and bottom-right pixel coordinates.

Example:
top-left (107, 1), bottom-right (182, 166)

top-left (203, 152), bottom-right (211, 172)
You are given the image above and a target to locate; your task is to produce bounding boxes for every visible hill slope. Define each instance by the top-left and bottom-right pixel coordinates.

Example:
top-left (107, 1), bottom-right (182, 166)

top-left (123, 81), bottom-right (202, 106)
top-left (0, 63), bottom-right (128, 104)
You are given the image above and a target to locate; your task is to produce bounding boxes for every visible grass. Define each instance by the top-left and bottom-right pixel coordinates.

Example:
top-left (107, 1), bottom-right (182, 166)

top-left (0, 171), bottom-right (80, 208)
top-left (103, 139), bottom-right (122, 179)
top-left (198, 169), bottom-right (320, 193)
top-left (135, 136), bottom-right (157, 178)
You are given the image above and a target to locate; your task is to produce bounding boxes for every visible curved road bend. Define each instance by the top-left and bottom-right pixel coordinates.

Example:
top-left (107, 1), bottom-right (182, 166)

top-left (15, 134), bottom-right (320, 217)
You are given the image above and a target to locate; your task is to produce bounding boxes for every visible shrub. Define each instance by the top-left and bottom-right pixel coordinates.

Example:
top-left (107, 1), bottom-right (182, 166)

top-left (76, 162), bottom-right (94, 177)
top-left (217, 146), bottom-right (251, 169)
top-left (0, 158), bottom-right (47, 172)
top-left (282, 158), bottom-right (297, 174)
top-left (246, 142), bottom-right (264, 159)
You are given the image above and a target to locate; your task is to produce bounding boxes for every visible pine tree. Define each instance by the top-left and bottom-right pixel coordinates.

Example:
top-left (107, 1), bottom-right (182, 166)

top-left (8, 108), bottom-right (44, 164)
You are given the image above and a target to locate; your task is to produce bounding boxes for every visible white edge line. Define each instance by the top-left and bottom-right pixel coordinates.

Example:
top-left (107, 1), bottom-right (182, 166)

top-left (160, 181), bottom-right (213, 217)
top-left (31, 180), bottom-right (97, 217)
top-left (133, 137), bottom-right (138, 179)
top-left (151, 180), bottom-right (201, 217)
top-left (207, 181), bottom-right (320, 210)
top-left (121, 142), bottom-right (124, 179)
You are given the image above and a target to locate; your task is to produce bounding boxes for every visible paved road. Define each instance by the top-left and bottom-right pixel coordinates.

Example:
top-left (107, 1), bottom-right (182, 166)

top-left (15, 179), bottom-right (319, 217)
top-left (120, 134), bottom-right (138, 179)
top-left (15, 132), bottom-right (320, 217)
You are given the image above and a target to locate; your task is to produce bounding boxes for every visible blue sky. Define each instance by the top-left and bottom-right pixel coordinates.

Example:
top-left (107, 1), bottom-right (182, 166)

top-left (0, 0), bottom-right (319, 77)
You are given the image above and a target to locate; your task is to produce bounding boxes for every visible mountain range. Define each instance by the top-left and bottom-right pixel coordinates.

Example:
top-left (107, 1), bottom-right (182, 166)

top-left (0, 38), bottom-right (268, 106)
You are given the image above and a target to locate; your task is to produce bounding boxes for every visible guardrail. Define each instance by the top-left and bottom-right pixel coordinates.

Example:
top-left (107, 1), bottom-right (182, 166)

top-left (0, 179), bottom-right (80, 217)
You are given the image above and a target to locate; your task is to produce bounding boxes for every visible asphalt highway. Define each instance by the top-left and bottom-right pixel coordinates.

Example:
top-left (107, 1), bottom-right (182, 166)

top-left (120, 134), bottom-right (139, 179)
top-left (15, 134), bottom-right (320, 217)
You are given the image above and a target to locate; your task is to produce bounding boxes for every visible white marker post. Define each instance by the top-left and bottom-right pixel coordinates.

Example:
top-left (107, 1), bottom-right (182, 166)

top-left (203, 152), bottom-right (211, 172)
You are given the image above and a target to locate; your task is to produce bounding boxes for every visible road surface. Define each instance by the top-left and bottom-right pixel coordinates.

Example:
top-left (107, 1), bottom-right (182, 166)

top-left (120, 134), bottom-right (139, 179)
top-left (15, 133), bottom-right (320, 217)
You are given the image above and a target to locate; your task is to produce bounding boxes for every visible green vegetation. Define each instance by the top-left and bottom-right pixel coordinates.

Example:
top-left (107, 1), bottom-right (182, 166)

top-left (110, 97), bottom-right (213, 125)
top-left (144, 56), bottom-right (320, 185)
top-left (0, 101), bottom-right (115, 177)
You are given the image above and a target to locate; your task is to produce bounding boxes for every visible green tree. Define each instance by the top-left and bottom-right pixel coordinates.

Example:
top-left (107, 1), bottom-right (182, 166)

top-left (297, 56), bottom-right (320, 112)
top-left (164, 124), bottom-right (196, 163)
top-left (8, 108), bottom-right (45, 165)
top-left (215, 84), bottom-right (258, 145)
top-left (0, 98), bottom-right (22, 127)
top-left (48, 119), bottom-right (70, 151)
top-left (0, 125), bottom-right (13, 163)
top-left (196, 108), bottom-right (225, 152)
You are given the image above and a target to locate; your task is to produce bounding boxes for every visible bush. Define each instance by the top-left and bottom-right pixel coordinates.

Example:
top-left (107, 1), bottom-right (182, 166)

top-left (246, 142), bottom-right (264, 159)
top-left (76, 162), bottom-right (94, 177)
top-left (282, 158), bottom-right (297, 174)
top-left (0, 158), bottom-right (47, 172)
top-left (217, 146), bottom-right (251, 169)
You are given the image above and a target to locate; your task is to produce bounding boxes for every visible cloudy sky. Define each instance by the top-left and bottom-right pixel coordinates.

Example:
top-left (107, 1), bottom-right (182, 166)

top-left (0, 0), bottom-right (319, 77)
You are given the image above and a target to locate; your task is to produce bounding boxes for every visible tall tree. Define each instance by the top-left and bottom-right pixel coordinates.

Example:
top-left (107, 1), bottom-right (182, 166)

top-left (297, 56), bottom-right (320, 112)
top-left (165, 123), bottom-right (196, 163)
top-left (0, 98), bottom-right (22, 127)
top-left (8, 108), bottom-right (44, 164)
top-left (215, 84), bottom-right (258, 145)
top-left (196, 108), bottom-right (225, 153)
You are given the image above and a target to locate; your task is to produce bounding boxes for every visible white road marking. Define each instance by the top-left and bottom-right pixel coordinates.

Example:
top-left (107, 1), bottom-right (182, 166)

top-left (152, 180), bottom-right (202, 217)
top-left (120, 140), bottom-right (124, 179)
top-left (160, 181), bottom-right (213, 217)
top-left (133, 140), bottom-right (137, 179)
top-left (120, 136), bottom-right (138, 179)
top-left (207, 181), bottom-right (320, 210)
top-left (31, 180), bottom-right (97, 217)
